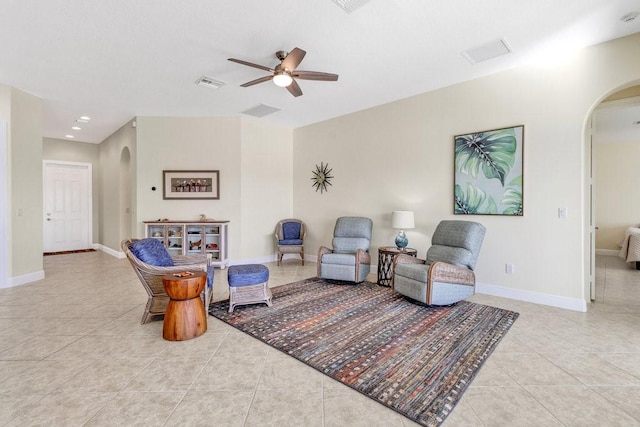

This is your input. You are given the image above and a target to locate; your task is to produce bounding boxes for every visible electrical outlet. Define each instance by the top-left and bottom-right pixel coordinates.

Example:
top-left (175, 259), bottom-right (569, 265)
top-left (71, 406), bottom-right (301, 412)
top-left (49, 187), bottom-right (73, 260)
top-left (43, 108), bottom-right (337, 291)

top-left (505, 264), bottom-right (514, 274)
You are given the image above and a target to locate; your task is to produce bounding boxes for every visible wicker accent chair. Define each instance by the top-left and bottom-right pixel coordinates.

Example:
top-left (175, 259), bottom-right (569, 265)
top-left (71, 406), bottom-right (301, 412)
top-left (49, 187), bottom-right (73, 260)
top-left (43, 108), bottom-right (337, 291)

top-left (317, 216), bottom-right (373, 283)
top-left (392, 220), bottom-right (486, 305)
top-left (122, 238), bottom-right (212, 324)
top-left (274, 218), bottom-right (306, 266)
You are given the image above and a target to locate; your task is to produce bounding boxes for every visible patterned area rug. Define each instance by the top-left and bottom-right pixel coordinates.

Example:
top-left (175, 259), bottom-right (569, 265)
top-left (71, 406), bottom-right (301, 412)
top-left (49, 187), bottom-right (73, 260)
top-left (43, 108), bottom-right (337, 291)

top-left (209, 277), bottom-right (519, 426)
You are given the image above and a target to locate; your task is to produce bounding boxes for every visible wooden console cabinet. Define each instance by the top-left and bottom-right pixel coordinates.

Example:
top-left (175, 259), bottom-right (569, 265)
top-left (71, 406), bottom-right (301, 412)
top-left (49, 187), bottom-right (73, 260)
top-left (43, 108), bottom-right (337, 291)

top-left (144, 220), bottom-right (229, 269)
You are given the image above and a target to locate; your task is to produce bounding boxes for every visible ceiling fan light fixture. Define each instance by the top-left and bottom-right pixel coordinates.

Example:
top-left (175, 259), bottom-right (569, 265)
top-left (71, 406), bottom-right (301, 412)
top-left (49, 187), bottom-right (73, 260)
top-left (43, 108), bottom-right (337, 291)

top-left (273, 71), bottom-right (293, 87)
top-left (229, 47), bottom-right (338, 97)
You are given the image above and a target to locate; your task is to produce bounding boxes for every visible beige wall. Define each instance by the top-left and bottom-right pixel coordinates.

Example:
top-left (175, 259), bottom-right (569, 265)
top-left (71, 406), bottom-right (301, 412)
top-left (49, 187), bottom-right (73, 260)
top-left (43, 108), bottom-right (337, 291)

top-left (293, 33), bottom-right (640, 309)
top-left (43, 138), bottom-right (100, 242)
top-left (135, 117), bottom-right (242, 259)
top-left (134, 116), bottom-right (294, 262)
top-left (3, 33), bottom-right (639, 307)
top-left (604, 85), bottom-right (640, 101)
top-left (0, 85), bottom-right (11, 284)
top-left (594, 141), bottom-right (640, 250)
top-left (57, 115), bottom-right (295, 261)
top-left (240, 118), bottom-right (293, 260)
top-left (9, 88), bottom-right (43, 278)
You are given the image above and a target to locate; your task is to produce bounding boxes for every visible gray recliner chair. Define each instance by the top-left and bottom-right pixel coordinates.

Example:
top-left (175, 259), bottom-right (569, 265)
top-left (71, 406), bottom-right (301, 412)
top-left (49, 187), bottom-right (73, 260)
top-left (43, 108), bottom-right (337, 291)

top-left (317, 216), bottom-right (373, 283)
top-left (392, 220), bottom-right (486, 305)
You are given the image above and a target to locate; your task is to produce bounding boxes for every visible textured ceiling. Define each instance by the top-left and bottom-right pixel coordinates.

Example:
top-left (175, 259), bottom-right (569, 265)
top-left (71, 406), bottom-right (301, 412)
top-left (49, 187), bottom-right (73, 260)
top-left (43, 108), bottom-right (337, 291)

top-left (1, 0), bottom-right (639, 143)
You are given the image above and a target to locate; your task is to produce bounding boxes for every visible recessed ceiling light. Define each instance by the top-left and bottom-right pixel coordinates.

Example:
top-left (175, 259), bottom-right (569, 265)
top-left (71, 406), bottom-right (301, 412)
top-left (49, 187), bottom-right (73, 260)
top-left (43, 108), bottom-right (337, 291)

top-left (80, 116), bottom-right (91, 121)
top-left (72, 126), bottom-right (81, 130)
top-left (76, 119), bottom-right (88, 124)
top-left (65, 134), bottom-right (74, 138)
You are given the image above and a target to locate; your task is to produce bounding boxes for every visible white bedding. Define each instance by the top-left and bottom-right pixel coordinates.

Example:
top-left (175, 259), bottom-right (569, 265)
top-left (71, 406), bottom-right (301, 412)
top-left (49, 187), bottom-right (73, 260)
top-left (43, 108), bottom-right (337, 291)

top-left (618, 227), bottom-right (640, 263)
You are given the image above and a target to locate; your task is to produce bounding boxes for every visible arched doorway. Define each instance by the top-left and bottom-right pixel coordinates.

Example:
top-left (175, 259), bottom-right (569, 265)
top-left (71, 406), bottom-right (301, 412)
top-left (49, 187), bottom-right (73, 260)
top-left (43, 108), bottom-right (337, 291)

top-left (586, 82), bottom-right (640, 302)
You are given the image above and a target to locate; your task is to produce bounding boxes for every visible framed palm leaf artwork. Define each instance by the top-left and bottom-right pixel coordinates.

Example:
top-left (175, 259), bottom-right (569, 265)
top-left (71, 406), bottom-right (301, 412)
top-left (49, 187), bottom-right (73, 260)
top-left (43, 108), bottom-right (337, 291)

top-left (454, 125), bottom-right (524, 216)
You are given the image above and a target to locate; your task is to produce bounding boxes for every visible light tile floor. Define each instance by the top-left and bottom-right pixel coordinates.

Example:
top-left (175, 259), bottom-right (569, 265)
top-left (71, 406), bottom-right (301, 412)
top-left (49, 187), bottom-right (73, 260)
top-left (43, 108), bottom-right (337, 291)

top-left (0, 252), bottom-right (639, 426)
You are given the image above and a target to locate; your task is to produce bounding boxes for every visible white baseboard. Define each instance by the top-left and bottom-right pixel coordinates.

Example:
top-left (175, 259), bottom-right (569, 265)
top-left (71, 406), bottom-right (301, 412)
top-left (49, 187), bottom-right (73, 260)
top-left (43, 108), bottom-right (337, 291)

top-left (234, 253), bottom-right (319, 266)
top-left (95, 244), bottom-right (125, 259)
top-left (232, 254), bottom-right (278, 266)
top-left (89, 244), bottom-right (591, 313)
top-left (229, 253), bottom-right (318, 265)
top-left (596, 249), bottom-right (619, 256)
top-left (0, 270), bottom-right (45, 289)
top-left (476, 282), bottom-right (587, 312)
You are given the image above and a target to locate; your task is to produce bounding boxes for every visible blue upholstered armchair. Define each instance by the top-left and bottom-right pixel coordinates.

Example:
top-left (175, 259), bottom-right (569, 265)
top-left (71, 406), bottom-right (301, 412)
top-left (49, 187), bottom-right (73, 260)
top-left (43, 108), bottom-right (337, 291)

top-left (317, 217), bottom-right (373, 283)
top-left (274, 218), bottom-right (306, 266)
top-left (392, 220), bottom-right (486, 305)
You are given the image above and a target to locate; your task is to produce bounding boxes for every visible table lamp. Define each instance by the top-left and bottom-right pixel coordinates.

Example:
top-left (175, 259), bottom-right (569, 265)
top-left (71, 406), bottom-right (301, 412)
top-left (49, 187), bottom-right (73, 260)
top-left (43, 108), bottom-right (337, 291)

top-left (392, 211), bottom-right (415, 250)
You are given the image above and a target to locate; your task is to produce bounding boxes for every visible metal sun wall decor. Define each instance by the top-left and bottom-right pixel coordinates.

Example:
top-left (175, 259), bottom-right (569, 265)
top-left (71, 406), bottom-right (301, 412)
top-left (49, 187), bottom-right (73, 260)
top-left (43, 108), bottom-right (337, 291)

top-left (454, 125), bottom-right (524, 216)
top-left (311, 162), bottom-right (333, 193)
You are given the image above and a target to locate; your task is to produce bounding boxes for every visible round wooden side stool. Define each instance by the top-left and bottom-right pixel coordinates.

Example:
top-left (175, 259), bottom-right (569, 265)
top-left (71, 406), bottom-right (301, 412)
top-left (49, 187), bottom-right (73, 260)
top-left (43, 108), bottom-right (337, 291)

top-left (162, 271), bottom-right (207, 341)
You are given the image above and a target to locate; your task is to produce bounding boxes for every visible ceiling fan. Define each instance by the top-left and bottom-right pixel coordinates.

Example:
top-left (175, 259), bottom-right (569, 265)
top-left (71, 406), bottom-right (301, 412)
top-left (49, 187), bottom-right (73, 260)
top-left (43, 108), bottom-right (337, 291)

top-left (228, 47), bottom-right (338, 97)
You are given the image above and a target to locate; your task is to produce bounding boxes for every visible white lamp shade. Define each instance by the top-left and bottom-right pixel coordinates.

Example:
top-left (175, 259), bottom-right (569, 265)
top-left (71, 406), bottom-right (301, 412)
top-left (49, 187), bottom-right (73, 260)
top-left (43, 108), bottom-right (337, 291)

top-left (391, 211), bottom-right (415, 229)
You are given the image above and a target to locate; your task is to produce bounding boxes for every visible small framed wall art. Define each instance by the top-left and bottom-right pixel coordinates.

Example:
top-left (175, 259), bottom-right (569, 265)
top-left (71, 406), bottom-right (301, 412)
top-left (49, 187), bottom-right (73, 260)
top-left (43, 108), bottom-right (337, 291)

top-left (163, 170), bottom-right (220, 200)
top-left (454, 125), bottom-right (523, 216)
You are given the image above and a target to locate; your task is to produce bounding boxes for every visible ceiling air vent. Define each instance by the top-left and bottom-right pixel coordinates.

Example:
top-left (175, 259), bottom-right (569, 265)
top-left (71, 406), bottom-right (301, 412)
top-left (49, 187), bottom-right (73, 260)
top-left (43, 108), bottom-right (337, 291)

top-left (195, 75), bottom-right (226, 89)
top-left (331, 0), bottom-right (371, 13)
top-left (461, 39), bottom-right (511, 64)
top-left (242, 104), bottom-right (281, 118)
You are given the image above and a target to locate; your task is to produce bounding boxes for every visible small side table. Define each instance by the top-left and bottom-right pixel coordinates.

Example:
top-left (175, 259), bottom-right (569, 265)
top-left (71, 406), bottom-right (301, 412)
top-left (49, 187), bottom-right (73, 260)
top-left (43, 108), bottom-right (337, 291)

top-left (377, 246), bottom-right (417, 287)
top-left (162, 271), bottom-right (208, 341)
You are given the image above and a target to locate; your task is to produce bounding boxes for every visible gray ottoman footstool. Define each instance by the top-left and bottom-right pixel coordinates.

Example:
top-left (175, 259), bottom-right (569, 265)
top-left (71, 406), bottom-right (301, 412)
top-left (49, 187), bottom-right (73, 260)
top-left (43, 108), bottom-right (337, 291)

top-left (227, 264), bottom-right (272, 313)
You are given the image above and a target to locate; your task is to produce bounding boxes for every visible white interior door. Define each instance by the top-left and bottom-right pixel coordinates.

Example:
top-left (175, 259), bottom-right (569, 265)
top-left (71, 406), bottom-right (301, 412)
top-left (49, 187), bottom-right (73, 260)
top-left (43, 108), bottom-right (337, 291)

top-left (43, 162), bottom-right (91, 252)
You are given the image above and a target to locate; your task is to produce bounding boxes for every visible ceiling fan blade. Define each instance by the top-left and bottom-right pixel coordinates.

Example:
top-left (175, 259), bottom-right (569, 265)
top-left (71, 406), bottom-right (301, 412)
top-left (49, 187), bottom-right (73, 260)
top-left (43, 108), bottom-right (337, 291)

top-left (287, 79), bottom-right (303, 97)
top-left (282, 47), bottom-right (306, 71)
top-left (240, 75), bottom-right (273, 87)
top-left (291, 70), bottom-right (339, 81)
top-left (228, 58), bottom-right (273, 72)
